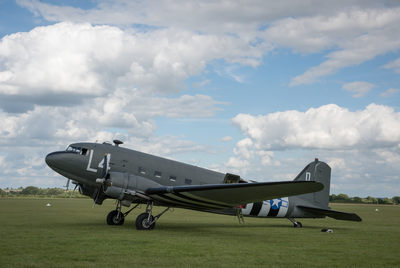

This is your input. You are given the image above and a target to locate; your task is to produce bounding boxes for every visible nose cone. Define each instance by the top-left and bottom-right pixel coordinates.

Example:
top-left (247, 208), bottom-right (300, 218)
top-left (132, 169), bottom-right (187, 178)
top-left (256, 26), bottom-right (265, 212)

top-left (45, 151), bottom-right (66, 172)
top-left (45, 152), bottom-right (56, 168)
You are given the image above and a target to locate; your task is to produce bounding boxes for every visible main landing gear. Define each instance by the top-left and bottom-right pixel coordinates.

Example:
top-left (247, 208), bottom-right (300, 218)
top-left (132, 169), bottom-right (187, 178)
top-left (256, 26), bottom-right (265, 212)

top-left (106, 201), bottom-right (170, 230)
top-left (288, 217), bottom-right (302, 228)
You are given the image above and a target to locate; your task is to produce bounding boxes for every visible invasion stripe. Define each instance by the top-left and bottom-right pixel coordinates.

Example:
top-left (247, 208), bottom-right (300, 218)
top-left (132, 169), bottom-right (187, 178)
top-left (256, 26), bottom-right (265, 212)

top-left (152, 194), bottom-right (203, 208)
top-left (267, 207), bottom-right (279, 217)
top-left (151, 195), bottom-right (183, 206)
top-left (158, 194), bottom-right (220, 209)
top-left (174, 192), bottom-right (231, 208)
top-left (250, 202), bottom-right (263, 216)
top-left (165, 193), bottom-right (226, 209)
top-left (182, 192), bottom-right (233, 207)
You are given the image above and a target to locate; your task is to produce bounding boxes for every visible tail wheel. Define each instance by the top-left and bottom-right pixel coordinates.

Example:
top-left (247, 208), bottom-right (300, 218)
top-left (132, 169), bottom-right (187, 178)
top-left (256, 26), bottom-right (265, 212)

top-left (107, 210), bottom-right (125, 225)
top-left (135, 213), bottom-right (155, 230)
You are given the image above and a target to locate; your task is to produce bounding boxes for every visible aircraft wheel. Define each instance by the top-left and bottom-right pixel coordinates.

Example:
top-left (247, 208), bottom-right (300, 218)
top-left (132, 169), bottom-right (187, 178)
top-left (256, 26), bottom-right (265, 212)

top-left (294, 221), bottom-right (302, 228)
top-left (135, 213), bottom-right (155, 230)
top-left (107, 210), bottom-right (125, 226)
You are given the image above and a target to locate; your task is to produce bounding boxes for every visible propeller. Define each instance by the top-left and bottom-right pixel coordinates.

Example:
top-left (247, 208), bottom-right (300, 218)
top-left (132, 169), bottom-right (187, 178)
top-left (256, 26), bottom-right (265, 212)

top-left (94, 153), bottom-right (111, 206)
top-left (64, 179), bottom-right (70, 191)
top-left (70, 184), bottom-right (79, 198)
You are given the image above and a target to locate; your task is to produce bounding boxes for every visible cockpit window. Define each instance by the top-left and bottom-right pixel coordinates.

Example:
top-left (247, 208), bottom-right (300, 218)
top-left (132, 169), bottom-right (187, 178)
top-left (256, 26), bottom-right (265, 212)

top-left (66, 145), bottom-right (81, 153)
top-left (66, 146), bottom-right (88, 155)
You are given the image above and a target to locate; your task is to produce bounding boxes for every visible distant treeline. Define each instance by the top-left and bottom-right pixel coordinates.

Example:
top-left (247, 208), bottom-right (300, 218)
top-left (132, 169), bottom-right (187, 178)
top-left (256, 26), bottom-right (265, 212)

top-left (329, 193), bottom-right (399, 204)
top-left (1, 186), bottom-right (399, 204)
top-left (0, 186), bottom-right (86, 198)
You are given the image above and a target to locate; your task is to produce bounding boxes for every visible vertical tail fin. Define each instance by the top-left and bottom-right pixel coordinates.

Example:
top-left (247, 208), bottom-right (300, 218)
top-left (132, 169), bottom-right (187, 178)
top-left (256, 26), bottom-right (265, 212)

top-left (293, 159), bottom-right (331, 209)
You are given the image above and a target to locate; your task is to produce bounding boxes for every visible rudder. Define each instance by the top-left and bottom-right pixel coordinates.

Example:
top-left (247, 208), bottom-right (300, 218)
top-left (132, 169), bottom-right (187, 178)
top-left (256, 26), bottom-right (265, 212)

top-left (293, 159), bottom-right (331, 209)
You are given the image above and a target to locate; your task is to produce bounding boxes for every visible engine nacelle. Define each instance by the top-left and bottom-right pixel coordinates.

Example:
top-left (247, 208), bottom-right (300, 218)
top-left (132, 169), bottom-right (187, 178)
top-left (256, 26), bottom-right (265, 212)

top-left (104, 172), bottom-right (162, 201)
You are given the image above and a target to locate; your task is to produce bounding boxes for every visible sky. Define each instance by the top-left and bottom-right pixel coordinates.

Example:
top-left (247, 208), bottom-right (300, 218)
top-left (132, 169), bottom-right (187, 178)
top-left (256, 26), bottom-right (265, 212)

top-left (0, 0), bottom-right (399, 197)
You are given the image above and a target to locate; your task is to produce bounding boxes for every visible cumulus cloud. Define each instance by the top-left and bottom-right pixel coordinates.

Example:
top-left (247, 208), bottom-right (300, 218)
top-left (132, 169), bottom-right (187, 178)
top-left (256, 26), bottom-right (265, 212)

top-left (0, 21), bottom-right (249, 188)
top-left (16, 1), bottom-right (400, 87)
top-left (342, 81), bottom-right (374, 98)
top-left (19, 0), bottom-right (386, 34)
top-left (226, 156), bottom-right (250, 175)
top-left (0, 22), bottom-right (266, 112)
top-left (232, 103), bottom-right (400, 150)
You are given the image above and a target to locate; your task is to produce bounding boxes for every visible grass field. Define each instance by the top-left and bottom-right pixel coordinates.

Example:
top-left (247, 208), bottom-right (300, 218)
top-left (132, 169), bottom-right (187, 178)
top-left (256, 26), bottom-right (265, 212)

top-left (0, 198), bottom-right (399, 267)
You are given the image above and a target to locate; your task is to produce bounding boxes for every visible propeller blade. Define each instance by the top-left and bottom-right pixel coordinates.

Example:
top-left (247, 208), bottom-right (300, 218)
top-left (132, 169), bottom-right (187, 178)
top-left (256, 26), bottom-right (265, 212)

top-left (70, 184), bottom-right (78, 198)
top-left (64, 179), bottom-right (70, 191)
top-left (101, 154), bottom-right (108, 178)
top-left (94, 154), bottom-right (111, 207)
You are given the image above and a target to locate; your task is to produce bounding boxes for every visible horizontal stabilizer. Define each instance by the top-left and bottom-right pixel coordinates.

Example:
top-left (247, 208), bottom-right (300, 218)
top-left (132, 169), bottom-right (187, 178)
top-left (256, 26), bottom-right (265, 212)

top-left (146, 181), bottom-right (323, 208)
top-left (297, 205), bottom-right (362, 221)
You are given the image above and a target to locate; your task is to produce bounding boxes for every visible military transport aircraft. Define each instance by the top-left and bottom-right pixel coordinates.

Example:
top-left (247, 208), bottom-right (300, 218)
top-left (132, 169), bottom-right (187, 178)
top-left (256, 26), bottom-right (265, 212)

top-left (45, 140), bottom-right (361, 230)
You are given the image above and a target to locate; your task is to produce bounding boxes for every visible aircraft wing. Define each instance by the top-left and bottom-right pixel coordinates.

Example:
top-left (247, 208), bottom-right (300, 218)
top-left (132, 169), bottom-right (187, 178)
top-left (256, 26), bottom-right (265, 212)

top-left (146, 181), bottom-right (323, 209)
top-left (297, 205), bottom-right (362, 221)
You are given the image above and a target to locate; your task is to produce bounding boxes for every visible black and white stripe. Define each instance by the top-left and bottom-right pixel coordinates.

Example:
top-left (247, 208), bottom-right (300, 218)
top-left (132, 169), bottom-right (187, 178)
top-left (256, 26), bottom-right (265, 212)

top-left (150, 192), bottom-right (232, 210)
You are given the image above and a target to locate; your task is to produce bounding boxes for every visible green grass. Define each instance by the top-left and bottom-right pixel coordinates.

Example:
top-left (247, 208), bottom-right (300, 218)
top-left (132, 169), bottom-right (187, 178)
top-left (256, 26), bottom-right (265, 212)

top-left (0, 199), bottom-right (399, 267)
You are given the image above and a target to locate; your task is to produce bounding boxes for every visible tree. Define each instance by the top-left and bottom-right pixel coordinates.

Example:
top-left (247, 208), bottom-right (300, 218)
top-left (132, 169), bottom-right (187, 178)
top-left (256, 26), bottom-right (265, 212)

top-left (378, 198), bottom-right (393, 204)
top-left (365, 196), bottom-right (377, 204)
top-left (21, 186), bottom-right (40, 195)
top-left (392, 196), bottom-right (400, 204)
top-left (46, 188), bottom-right (64, 196)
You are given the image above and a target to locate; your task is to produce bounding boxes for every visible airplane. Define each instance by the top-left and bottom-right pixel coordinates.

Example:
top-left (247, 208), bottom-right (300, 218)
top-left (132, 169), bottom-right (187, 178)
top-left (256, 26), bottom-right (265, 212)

top-left (45, 140), bottom-right (361, 230)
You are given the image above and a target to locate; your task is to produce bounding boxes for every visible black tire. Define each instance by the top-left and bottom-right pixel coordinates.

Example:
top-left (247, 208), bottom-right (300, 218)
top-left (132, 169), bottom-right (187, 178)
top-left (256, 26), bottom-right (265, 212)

top-left (106, 210), bottom-right (125, 226)
top-left (294, 221), bottom-right (302, 228)
top-left (135, 213), bottom-right (155, 230)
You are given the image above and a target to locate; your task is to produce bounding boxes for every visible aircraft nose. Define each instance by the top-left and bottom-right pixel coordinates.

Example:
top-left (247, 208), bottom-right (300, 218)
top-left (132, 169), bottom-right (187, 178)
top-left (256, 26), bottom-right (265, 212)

top-left (45, 152), bottom-right (62, 168)
top-left (45, 152), bottom-right (56, 167)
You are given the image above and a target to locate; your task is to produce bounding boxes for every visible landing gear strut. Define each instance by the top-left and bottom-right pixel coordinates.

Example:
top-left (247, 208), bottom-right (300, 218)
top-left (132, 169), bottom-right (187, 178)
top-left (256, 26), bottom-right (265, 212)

top-left (288, 217), bottom-right (302, 228)
top-left (106, 201), bottom-right (169, 230)
top-left (135, 201), bottom-right (170, 230)
top-left (106, 201), bottom-right (140, 226)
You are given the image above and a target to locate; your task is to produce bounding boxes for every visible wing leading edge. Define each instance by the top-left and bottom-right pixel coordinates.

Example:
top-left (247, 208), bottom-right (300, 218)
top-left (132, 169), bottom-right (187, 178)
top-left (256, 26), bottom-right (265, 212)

top-left (146, 181), bottom-right (323, 210)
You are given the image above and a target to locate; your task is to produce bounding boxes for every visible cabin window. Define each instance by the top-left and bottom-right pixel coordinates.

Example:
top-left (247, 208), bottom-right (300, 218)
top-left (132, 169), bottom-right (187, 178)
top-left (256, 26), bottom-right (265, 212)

top-left (138, 167), bottom-right (146, 175)
top-left (184, 178), bottom-right (192, 185)
top-left (81, 148), bottom-right (88, 155)
top-left (169, 176), bottom-right (177, 182)
top-left (154, 171), bottom-right (162, 178)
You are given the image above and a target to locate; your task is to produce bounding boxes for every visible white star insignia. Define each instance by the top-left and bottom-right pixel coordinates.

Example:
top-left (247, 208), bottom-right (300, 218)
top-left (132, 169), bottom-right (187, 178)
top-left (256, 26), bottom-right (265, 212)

top-left (271, 199), bottom-right (280, 208)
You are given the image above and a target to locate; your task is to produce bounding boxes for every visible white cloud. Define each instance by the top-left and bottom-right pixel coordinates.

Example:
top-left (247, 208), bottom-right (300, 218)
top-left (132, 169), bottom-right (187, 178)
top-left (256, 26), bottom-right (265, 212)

top-left (18, 0), bottom-right (379, 33)
top-left (16, 1), bottom-right (400, 88)
top-left (257, 150), bottom-right (279, 166)
top-left (342, 81), bottom-right (374, 98)
top-left (327, 157), bottom-right (346, 170)
top-left (374, 149), bottom-right (400, 165)
top-left (226, 104), bottom-right (400, 196)
top-left (232, 103), bottom-right (400, 150)
top-left (233, 138), bottom-right (253, 159)
top-left (381, 88), bottom-right (400, 97)
top-left (0, 22), bottom-right (267, 111)
top-left (384, 57), bottom-right (400, 73)
top-left (226, 156), bottom-right (250, 175)
top-left (221, 136), bottom-right (232, 142)
top-left (264, 8), bottom-right (400, 85)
